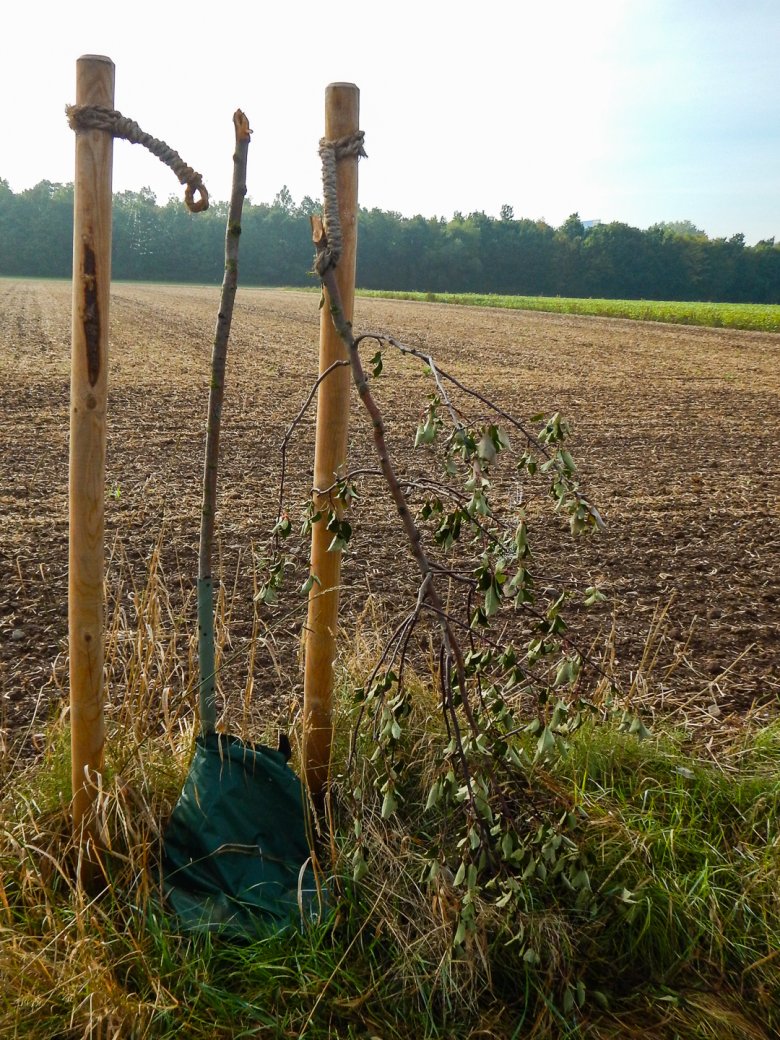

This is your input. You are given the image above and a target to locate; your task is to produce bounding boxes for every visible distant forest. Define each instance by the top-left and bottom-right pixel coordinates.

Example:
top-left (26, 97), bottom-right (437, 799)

top-left (1, 178), bottom-right (779, 303)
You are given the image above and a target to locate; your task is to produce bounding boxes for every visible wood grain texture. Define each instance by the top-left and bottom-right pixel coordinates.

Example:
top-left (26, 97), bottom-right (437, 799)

top-left (69, 55), bottom-right (114, 843)
top-left (303, 83), bottom-right (360, 799)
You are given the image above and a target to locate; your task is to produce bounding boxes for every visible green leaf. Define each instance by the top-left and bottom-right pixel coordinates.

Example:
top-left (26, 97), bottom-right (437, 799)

top-left (425, 780), bottom-right (442, 812)
top-left (514, 522), bottom-right (530, 557)
top-left (629, 716), bottom-right (651, 740)
top-left (484, 582), bottom-right (501, 617)
top-left (414, 421), bottom-right (436, 447)
top-left (477, 432), bottom-right (497, 464)
top-left (495, 426), bottom-right (511, 451)
top-left (583, 586), bottom-right (608, 606)
top-left (516, 452), bottom-right (538, 476)
top-left (352, 850), bottom-right (368, 882)
top-left (554, 656), bottom-right (580, 688)
top-left (554, 659), bottom-right (573, 687)
top-left (381, 790), bottom-right (398, 819)
top-left (536, 725), bottom-right (557, 759)
top-left (468, 490), bottom-right (491, 516)
top-left (300, 508), bottom-right (322, 536)
top-left (300, 573), bottom-right (321, 595)
top-left (572, 869), bottom-right (591, 892)
top-left (326, 518), bottom-right (352, 552)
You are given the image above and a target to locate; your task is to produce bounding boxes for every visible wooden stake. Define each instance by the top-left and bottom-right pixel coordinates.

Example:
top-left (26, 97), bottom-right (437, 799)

top-left (303, 83), bottom-right (360, 800)
top-left (69, 55), bottom-right (114, 857)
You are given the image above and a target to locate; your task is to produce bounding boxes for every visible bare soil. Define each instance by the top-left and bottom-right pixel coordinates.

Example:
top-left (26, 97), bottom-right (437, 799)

top-left (2, 280), bottom-right (778, 746)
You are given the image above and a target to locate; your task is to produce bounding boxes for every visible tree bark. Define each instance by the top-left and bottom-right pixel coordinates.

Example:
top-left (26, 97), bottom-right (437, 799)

top-left (198, 110), bottom-right (251, 734)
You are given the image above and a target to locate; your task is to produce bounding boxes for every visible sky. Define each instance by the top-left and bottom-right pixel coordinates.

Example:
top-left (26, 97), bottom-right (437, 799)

top-left (1, 0), bottom-right (778, 244)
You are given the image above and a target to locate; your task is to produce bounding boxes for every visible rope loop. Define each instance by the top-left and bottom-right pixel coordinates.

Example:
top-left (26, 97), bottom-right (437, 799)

top-left (316, 130), bottom-right (366, 275)
top-left (66, 104), bottom-right (209, 213)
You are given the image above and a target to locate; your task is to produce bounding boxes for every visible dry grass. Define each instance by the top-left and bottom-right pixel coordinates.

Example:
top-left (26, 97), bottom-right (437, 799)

top-left (1, 281), bottom-right (779, 1036)
top-left (1, 528), bottom-right (779, 1038)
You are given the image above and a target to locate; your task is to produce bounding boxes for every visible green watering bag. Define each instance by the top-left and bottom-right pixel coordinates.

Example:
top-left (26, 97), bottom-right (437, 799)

top-left (161, 732), bottom-right (321, 936)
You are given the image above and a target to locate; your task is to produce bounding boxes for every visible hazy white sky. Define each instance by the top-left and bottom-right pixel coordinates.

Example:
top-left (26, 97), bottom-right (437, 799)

top-left (2, 0), bottom-right (778, 242)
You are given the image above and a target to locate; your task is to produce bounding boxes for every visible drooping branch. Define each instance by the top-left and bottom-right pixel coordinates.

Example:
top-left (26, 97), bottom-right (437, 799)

top-left (312, 226), bottom-right (478, 738)
top-left (355, 333), bottom-right (544, 449)
top-left (354, 332), bottom-right (605, 531)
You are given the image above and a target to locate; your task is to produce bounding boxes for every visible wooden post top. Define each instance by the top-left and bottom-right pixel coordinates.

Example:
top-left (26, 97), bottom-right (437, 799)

top-left (78, 54), bottom-right (114, 66)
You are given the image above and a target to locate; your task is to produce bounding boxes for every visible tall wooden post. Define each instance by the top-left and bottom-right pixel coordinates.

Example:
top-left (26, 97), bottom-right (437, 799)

top-left (69, 55), bottom-right (114, 855)
top-left (303, 83), bottom-right (360, 800)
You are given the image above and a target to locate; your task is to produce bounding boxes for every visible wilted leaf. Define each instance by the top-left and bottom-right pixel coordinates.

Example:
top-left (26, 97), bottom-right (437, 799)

top-left (477, 432), bottom-right (497, 464)
top-left (484, 583), bottom-right (501, 617)
top-left (300, 573), bottom-right (321, 595)
top-left (352, 849), bottom-right (368, 882)
top-left (381, 790), bottom-right (398, 819)
top-left (425, 781), bottom-right (442, 812)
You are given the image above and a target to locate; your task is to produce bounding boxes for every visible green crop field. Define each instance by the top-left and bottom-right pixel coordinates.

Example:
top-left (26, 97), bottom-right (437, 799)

top-left (358, 290), bottom-right (780, 333)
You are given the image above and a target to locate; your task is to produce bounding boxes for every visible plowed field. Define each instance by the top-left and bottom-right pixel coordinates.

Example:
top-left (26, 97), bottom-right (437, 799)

top-left (2, 280), bottom-right (778, 747)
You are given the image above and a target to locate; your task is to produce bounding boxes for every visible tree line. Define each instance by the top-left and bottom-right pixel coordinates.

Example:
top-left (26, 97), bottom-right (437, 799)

top-left (1, 178), bottom-right (778, 303)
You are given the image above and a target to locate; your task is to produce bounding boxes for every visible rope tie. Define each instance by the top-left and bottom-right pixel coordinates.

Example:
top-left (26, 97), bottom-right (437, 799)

top-left (316, 131), bottom-right (367, 275)
top-left (66, 104), bottom-right (209, 213)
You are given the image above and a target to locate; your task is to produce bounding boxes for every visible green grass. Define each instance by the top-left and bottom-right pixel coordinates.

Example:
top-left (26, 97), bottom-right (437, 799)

top-left (357, 290), bottom-right (780, 333)
top-left (2, 704), bottom-right (778, 1039)
top-left (2, 544), bottom-right (777, 1038)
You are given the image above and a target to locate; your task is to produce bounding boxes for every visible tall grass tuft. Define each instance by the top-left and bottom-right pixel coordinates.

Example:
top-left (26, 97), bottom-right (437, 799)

top-left (2, 552), bottom-right (778, 1038)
